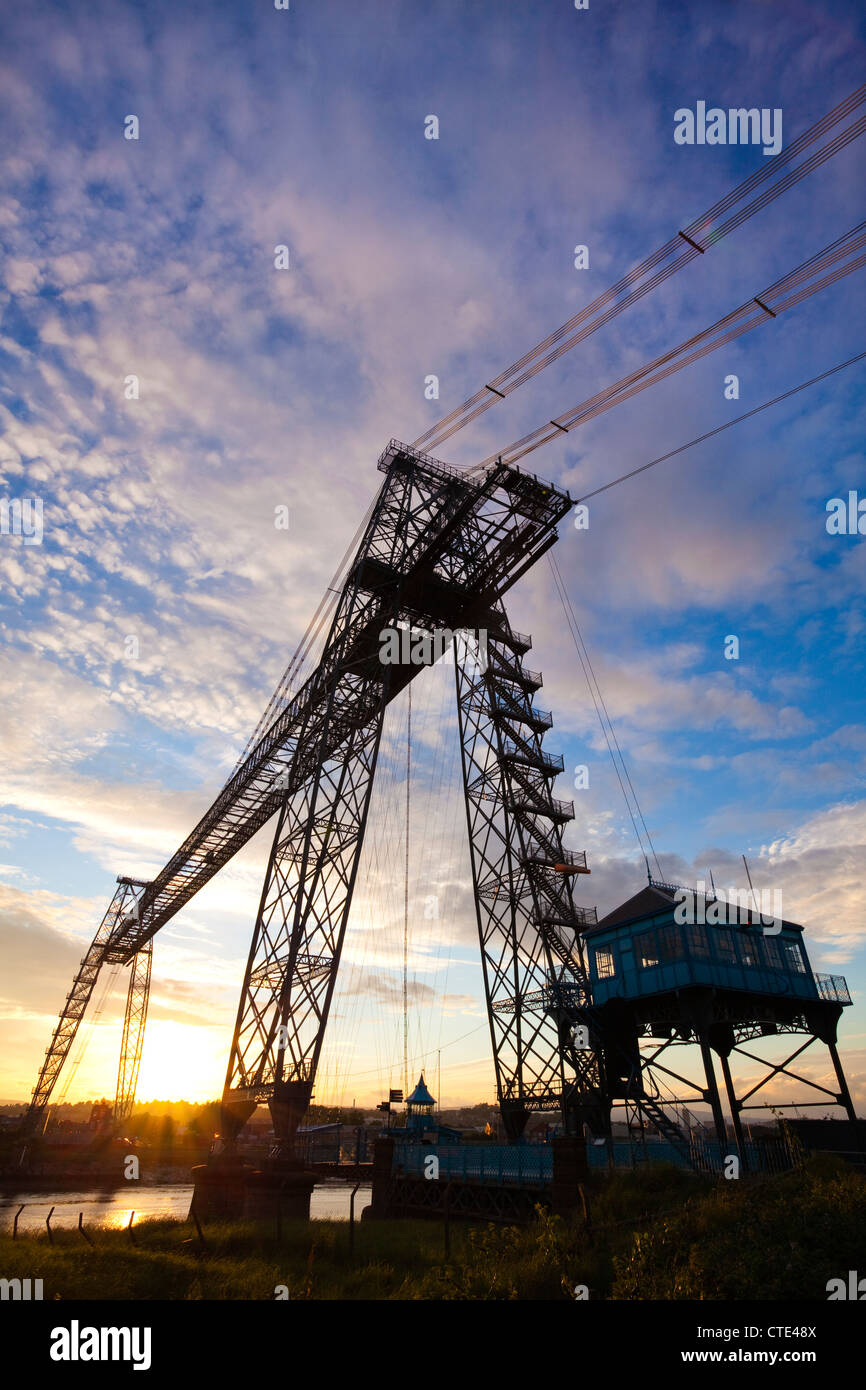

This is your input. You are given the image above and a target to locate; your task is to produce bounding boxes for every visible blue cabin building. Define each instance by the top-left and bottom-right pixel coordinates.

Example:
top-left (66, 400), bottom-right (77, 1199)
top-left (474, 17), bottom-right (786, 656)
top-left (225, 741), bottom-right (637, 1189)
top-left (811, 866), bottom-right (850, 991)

top-left (585, 881), bottom-right (850, 1012)
top-left (574, 878), bottom-right (855, 1167)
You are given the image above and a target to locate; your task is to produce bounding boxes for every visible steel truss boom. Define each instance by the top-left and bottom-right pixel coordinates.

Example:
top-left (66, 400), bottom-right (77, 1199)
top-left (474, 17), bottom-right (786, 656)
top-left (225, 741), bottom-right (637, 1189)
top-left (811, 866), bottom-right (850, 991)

top-left (105, 445), bottom-right (575, 961)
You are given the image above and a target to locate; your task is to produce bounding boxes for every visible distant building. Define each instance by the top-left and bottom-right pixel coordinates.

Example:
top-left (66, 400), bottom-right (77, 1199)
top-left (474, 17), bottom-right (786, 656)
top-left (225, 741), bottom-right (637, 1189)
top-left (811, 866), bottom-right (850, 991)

top-left (389, 1074), bottom-right (461, 1144)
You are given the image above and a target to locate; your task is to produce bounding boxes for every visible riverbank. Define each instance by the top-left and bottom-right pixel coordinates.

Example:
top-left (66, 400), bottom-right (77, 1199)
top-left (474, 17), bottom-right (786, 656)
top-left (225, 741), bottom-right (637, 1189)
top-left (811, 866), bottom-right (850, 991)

top-left (0, 1158), bottom-right (862, 1299)
top-left (0, 1166), bottom-right (197, 1192)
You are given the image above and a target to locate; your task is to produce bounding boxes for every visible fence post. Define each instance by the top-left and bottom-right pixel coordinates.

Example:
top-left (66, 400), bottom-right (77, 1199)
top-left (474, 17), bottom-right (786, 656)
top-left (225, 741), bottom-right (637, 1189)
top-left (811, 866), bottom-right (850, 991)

top-left (190, 1198), bottom-right (206, 1248)
top-left (127, 1210), bottom-right (137, 1246)
top-left (77, 1212), bottom-right (94, 1248)
top-left (370, 1135), bottom-right (395, 1218)
top-left (578, 1184), bottom-right (593, 1244)
top-left (12, 1204), bottom-right (24, 1240)
top-left (349, 1180), bottom-right (361, 1259)
top-left (45, 1206), bottom-right (55, 1245)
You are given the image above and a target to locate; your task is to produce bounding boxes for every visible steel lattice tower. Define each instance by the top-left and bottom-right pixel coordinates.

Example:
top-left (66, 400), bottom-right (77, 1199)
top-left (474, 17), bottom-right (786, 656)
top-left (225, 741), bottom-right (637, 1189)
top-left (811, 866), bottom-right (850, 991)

top-left (24, 442), bottom-right (602, 1150)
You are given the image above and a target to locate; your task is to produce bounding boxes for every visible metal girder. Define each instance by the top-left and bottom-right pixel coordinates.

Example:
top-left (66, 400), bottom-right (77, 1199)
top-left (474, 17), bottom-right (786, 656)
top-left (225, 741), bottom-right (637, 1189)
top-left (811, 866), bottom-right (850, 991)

top-left (620, 1033), bottom-right (718, 1162)
top-left (453, 609), bottom-right (605, 1141)
top-left (24, 436), bottom-right (860, 1167)
top-left (222, 699), bottom-right (391, 1144)
top-left (729, 1034), bottom-right (856, 1114)
top-left (610, 1012), bottom-right (858, 1173)
top-left (101, 442), bottom-right (574, 962)
top-left (384, 1174), bottom-right (550, 1224)
top-left (219, 443), bottom-right (578, 1148)
top-left (27, 441), bottom-right (575, 1135)
top-left (24, 877), bottom-right (148, 1135)
top-left (114, 939), bottom-right (153, 1123)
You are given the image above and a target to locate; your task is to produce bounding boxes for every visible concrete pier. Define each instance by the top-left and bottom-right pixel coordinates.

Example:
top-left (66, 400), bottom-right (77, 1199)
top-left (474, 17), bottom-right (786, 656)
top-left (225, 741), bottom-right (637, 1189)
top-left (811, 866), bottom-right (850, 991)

top-left (190, 1156), bottom-right (317, 1223)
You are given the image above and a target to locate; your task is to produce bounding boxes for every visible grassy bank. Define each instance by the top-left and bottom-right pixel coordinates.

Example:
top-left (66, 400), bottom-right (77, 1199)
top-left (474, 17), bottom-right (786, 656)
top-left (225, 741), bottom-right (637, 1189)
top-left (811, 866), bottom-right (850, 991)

top-left (0, 1157), bottom-right (862, 1300)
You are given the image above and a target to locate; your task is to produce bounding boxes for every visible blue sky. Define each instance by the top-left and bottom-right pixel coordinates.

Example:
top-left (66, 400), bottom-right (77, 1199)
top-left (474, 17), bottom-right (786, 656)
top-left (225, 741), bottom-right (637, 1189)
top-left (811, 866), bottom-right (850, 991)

top-left (1, 0), bottom-right (865, 1115)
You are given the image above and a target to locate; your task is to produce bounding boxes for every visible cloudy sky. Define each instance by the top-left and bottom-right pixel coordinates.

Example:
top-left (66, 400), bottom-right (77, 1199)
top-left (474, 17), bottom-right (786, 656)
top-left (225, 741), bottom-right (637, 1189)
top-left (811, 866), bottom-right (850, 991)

top-left (1, 0), bottom-right (865, 1119)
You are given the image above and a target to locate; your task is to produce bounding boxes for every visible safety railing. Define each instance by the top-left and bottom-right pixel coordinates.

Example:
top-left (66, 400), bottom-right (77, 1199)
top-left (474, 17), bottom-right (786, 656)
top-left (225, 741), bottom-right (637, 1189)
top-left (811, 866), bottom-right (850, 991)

top-left (815, 973), bottom-right (852, 1005)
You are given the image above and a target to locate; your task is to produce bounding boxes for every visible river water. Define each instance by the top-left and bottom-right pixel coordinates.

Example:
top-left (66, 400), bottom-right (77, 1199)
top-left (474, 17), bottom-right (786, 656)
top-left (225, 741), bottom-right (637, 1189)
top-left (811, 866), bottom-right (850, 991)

top-left (0, 1182), bottom-right (371, 1231)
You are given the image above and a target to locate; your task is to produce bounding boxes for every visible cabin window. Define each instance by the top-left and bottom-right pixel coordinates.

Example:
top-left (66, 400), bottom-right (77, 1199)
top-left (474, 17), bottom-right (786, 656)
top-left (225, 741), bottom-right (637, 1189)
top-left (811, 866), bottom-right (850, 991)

top-left (761, 937), bottom-right (783, 970)
top-left (656, 924), bottom-right (682, 962)
top-left (636, 930), bottom-right (659, 969)
top-left (595, 946), bottom-right (615, 979)
top-left (783, 940), bottom-right (806, 974)
top-left (713, 929), bottom-right (737, 964)
top-left (738, 933), bottom-right (758, 967)
top-left (687, 923), bottom-right (710, 958)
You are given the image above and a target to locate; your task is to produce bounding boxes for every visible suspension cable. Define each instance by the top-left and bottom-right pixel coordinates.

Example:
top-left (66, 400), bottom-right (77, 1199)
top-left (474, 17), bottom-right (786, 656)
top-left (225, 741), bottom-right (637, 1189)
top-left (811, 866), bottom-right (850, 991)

top-left (412, 85), bottom-right (866, 454)
top-left (548, 555), bottom-right (662, 874)
top-left (471, 220), bottom-right (866, 471)
top-left (572, 347), bottom-right (866, 504)
top-left (233, 491), bottom-right (379, 769)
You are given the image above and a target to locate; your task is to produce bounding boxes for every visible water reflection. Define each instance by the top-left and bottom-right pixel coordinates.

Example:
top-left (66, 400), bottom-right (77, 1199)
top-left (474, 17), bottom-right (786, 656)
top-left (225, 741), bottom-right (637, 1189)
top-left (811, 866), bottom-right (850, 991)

top-left (0, 1182), bottom-right (371, 1230)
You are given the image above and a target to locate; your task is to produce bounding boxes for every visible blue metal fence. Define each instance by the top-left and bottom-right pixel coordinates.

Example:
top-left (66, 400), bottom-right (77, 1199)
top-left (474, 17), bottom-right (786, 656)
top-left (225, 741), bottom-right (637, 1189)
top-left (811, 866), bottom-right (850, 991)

top-left (393, 1143), bottom-right (552, 1185)
top-left (392, 1136), bottom-right (793, 1184)
top-left (590, 1136), bottom-right (793, 1174)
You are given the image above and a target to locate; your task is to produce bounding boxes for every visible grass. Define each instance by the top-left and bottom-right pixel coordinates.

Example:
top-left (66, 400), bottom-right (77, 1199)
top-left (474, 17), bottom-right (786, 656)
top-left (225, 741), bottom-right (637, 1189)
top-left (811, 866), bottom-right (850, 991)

top-left (610, 1152), bottom-right (866, 1299)
top-left (1, 1157), bottom-right (862, 1300)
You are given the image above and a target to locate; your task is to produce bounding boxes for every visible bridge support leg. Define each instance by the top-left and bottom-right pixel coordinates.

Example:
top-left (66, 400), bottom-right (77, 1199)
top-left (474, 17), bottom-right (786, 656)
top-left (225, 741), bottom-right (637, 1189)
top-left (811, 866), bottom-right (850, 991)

top-left (699, 1038), bottom-right (728, 1149)
top-left (269, 1079), bottom-right (315, 1160)
top-left (718, 1051), bottom-right (749, 1173)
top-left (500, 1100), bottom-right (529, 1143)
top-left (828, 1041), bottom-right (858, 1125)
top-left (219, 1095), bottom-right (257, 1145)
top-left (114, 939), bottom-right (152, 1125)
top-left (453, 620), bottom-right (599, 1148)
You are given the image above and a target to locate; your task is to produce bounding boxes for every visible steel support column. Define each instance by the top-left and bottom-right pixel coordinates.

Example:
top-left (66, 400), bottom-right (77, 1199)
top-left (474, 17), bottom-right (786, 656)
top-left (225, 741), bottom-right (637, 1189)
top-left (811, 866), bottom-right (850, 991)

top-left (114, 938), bottom-right (153, 1124)
top-left (699, 1037), bottom-right (729, 1147)
top-left (453, 611), bottom-right (603, 1139)
top-left (718, 1050), bottom-right (748, 1172)
top-left (827, 1040), bottom-right (858, 1124)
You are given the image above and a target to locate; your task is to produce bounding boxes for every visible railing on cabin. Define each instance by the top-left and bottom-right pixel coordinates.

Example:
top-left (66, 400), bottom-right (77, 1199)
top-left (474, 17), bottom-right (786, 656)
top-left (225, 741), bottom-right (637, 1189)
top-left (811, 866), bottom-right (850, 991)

top-left (815, 973), bottom-right (852, 1005)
